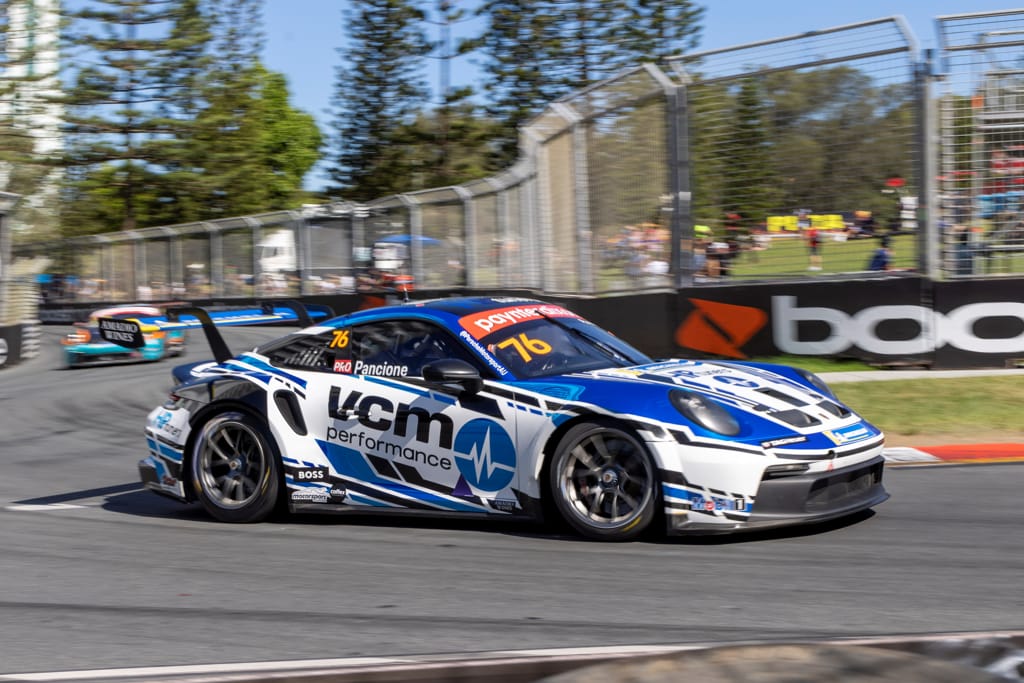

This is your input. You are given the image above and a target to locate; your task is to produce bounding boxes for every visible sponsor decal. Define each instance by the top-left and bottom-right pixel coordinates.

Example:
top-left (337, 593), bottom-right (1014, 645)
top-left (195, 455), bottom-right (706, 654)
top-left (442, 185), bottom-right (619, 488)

top-left (329, 487), bottom-right (347, 501)
top-left (326, 426), bottom-right (454, 470)
top-left (327, 388), bottom-right (456, 470)
top-left (153, 410), bottom-right (183, 438)
top-left (291, 489), bottom-right (331, 503)
top-left (458, 329), bottom-right (509, 376)
top-left (459, 305), bottom-right (581, 340)
top-left (97, 317), bottom-right (145, 348)
top-left (294, 467), bottom-right (329, 482)
top-left (688, 493), bottom-right (749, 512)
top-left (773, 296), bottom-right (1024, 355)
top-left (333, 359), bottom-right (353, 374)
top-left (352, 360), bottom-right (408, 376)
top-left (453, 419), bottom-right (516, 493)
top-left (329, 389), bottom-right (454, 446)
top-left (823, 423), bottom-right (872, 445)
top-left (675, 298), bottom-right (767, 359)
top-left (713, 375), bottom-right (759, 388)
top-left (761, 435), bottom-right (808, 448)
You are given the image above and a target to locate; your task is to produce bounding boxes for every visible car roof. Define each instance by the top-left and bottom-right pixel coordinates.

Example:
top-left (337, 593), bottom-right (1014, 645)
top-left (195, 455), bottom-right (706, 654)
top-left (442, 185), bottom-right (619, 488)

top-left (333, 296), bottom-right (550, 328)
top-left (91, 305), bottom-right (163, 319)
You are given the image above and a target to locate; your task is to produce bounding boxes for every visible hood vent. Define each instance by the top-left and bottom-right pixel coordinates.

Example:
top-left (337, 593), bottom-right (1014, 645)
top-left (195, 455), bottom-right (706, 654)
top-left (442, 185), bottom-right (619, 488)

top-left (771, 408), bottom-right (822, 428)
top-left (756, 387), bottom-right (808, 407)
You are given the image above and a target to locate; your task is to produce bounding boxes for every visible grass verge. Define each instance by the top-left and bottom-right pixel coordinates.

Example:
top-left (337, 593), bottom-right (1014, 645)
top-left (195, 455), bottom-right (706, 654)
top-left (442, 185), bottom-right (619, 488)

top-left (749, 356), bottom-right (1022, 445)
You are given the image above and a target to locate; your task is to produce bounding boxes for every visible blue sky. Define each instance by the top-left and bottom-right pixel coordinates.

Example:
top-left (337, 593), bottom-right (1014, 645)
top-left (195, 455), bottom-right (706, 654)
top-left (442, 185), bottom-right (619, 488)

top-left (261, 1), bottom-right (1021, 190)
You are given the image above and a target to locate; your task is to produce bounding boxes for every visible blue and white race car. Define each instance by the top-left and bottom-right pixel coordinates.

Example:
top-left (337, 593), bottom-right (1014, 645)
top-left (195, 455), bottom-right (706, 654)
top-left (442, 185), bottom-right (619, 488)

top-left (126, 297), bottom-right (888, 541)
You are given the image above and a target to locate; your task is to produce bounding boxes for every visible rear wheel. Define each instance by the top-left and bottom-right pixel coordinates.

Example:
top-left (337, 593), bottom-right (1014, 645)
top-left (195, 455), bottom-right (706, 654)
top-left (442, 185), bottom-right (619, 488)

top-left (549, 422), bottom-right (658, 541)
top-left (190, 410), bottom-right (281, 522)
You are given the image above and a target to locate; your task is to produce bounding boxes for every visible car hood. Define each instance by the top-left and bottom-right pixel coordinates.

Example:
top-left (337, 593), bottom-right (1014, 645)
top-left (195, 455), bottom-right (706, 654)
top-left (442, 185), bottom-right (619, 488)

top-left (514, 359), bottom-right (877, 448)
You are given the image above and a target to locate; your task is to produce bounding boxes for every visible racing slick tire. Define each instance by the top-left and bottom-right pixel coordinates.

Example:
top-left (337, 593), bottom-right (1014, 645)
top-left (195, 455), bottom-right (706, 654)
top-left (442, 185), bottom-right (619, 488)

top-left (549, 421), bottom-right (658, 541)
top-left (189, 410), bottom-right (282, 523)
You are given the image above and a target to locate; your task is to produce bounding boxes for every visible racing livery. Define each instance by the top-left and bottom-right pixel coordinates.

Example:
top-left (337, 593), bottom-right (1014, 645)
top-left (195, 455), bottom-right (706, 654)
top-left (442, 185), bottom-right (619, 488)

top-left (61, 305), bottom-right (188, 368)
top-left (129, 297), bottom-right (888, 540)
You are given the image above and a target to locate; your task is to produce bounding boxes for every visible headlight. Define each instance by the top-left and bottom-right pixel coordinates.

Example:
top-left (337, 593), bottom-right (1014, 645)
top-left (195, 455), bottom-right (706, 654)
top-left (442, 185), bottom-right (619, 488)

top-left (669, 389), bottom-right (740, 436)
top-left (792, 367), bottom-right (835, 398)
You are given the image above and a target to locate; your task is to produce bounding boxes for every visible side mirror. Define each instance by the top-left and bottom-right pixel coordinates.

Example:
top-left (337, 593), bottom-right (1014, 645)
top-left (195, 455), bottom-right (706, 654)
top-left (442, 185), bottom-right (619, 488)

top-left (422, 358), bottom-right (483, 396)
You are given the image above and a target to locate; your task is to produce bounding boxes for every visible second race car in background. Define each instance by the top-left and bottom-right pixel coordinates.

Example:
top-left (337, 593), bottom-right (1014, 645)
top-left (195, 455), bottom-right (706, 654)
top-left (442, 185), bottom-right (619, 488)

top-left (61, 305), bottom-right (188, 368)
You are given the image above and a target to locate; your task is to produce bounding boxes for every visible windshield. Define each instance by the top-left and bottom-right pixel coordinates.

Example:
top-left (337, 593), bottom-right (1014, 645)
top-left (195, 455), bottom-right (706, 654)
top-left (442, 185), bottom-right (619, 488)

top-left (477, 315), bottom-right (651, 379)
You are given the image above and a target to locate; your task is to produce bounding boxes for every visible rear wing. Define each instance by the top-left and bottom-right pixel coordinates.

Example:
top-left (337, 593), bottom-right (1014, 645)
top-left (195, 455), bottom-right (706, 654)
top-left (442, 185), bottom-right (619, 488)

top-left (97, 300), bottom-right (334, 363)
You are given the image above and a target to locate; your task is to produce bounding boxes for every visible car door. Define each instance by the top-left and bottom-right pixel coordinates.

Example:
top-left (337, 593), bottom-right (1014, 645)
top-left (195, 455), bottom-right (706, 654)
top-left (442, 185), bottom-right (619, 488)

top-left (299, 319), bottom-right (523, 515)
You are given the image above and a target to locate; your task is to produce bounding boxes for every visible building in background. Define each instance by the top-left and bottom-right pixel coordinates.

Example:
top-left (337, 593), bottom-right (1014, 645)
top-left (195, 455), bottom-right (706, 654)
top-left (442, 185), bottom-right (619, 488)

top-left (0, 0), bottom-right (63, 238)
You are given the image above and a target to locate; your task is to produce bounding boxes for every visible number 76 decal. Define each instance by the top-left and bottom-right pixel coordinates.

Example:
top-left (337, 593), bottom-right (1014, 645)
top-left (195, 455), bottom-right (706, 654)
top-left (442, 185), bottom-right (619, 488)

top-left (497, 333), bottom-right (551, 363)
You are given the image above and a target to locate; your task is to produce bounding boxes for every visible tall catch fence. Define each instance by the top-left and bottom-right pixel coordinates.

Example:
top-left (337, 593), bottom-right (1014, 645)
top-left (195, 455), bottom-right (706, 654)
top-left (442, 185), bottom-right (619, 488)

top-left (936, 9), bottom-right (1024, 278)
top-left (11, 9), bottom-right (1024, 306)
top-left (664, 17), bottom-right (922, 281)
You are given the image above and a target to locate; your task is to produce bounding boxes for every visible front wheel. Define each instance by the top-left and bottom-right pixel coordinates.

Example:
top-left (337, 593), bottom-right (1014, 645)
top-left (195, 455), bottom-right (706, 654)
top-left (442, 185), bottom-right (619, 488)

top-left (549, 422), bottom-right (658, 541)
top-left (190, 410), bottom-right (281, 522)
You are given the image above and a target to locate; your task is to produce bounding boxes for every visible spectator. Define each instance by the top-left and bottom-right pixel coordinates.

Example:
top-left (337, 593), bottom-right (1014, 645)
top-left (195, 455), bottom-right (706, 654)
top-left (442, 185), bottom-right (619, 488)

top-left (805, 227), bottom-right (822, 271)
top-left (867, 244), bottom-right (891, 271)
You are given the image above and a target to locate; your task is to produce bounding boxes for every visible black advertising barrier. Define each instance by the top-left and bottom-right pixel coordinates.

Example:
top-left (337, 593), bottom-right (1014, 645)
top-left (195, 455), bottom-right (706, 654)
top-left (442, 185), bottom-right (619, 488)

top-left (931, 277), bottom-right (1024, 369)
top-left (0, 324), bottom-right (23, 369)
top-left (671, 275), bottom-right (1024, 369)
top-left (671, 275), bottom-right (935, 365)
top-left (31, 276), bottom-right (1024, 370)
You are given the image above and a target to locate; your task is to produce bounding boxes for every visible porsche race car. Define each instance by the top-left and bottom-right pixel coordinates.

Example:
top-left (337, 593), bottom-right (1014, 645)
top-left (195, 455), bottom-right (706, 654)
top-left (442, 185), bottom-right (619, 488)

top-left (62, 305), bottom-right (188, 368)
top-left (116, 297), bottom-right (888, 541)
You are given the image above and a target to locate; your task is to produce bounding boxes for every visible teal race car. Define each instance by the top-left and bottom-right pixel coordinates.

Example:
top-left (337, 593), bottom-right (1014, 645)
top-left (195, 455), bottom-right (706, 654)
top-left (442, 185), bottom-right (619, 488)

top-left (61, 305), bottom-right (187, 368)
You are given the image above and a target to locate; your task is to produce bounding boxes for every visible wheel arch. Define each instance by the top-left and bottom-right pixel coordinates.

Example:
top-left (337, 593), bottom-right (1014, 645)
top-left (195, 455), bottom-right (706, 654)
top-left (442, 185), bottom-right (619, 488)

top-left (536, 413), bottom-right (644, 520)
top-left (180, 391), bottom-right (272, 502)
top-left (540, 414), bottom-right (665, 540)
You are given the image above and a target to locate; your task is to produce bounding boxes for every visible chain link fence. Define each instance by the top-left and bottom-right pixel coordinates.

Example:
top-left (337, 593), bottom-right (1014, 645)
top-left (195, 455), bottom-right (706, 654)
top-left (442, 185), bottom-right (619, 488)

top-left (665, 17), bottom-right (921, 282)
top-left (936, 9), bottom-right (1024, 278)
top-left (12, 9), bottom-right (1024, 305)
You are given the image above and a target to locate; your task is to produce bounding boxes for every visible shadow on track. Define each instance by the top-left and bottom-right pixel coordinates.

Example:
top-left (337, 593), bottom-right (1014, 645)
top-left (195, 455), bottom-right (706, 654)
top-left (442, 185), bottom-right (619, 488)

top-left (88, 485), bottom-right (879, 544)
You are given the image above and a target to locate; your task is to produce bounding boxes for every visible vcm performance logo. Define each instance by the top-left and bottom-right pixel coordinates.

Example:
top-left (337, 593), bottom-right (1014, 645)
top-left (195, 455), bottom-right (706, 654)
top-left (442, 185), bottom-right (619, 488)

top-left (675, 298), bottom-right (767, 359)
top-left (453, 419), bottom-right (516, 493)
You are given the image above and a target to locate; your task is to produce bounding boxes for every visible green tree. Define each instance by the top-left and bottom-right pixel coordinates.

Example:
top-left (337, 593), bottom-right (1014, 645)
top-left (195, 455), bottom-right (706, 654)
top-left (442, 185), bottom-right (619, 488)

top-left (471, 0), bottom-right (704, 167)
top-left (394, 101), bottom-right (503, 190)
top-left (469, 0), bottom-right (562, 166)
top-left (617, 0), bottom-right (703, 63)
top-left (328, 0), bottom-right (431, 200)
top-left (253, 67), bottom-right (323, 208)
top-left (721, 77), bottom-right (781, 226)
top-left (61, 0), bottom-right (197, 232)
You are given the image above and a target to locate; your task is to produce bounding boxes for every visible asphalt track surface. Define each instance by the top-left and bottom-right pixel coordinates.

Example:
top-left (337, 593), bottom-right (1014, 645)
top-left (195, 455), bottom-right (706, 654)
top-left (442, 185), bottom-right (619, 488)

top-left (0, 327), bottom-right (1021, 677)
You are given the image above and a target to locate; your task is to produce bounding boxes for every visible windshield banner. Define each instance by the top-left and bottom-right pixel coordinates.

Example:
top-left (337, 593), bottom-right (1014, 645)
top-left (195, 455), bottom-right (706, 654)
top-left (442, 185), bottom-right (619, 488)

top-left (458, 304), bottom-right (581, 340)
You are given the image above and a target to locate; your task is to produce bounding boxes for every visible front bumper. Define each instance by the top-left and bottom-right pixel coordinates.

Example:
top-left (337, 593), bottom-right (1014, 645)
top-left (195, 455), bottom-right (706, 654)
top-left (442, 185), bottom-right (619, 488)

top-left (665, 455), bottom-right (888, 535)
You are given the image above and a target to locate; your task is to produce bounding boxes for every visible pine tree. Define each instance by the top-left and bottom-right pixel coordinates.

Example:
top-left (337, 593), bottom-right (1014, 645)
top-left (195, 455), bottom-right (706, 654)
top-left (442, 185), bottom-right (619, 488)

top-left (328, 0), bottom-right (431, 200)
top-left (61, 0), bottom-right (205, 232)
top-left (471, 0), bottom-right (703, 167)
top-left (167, 0), bottom-right (262, 219)
top-left (469, 0), bottom-right (562, 166)
top-left (615, 0), bottom-right (703, 64)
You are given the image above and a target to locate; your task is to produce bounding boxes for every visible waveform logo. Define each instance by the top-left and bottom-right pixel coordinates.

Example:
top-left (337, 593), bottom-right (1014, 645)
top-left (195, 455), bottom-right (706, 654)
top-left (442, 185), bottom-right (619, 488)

top-left (675, 298), bottom-right (767, 359)
top-left (453, 419), bottom-right (516, 493)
